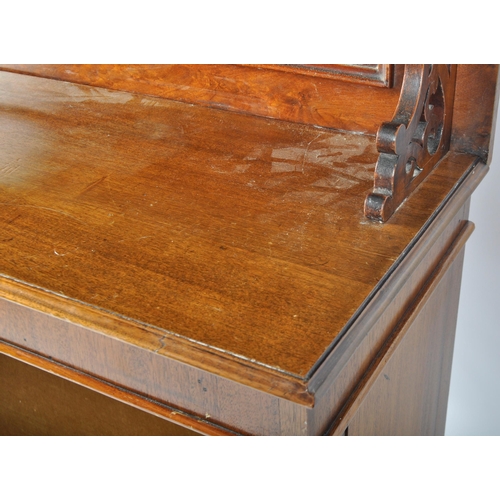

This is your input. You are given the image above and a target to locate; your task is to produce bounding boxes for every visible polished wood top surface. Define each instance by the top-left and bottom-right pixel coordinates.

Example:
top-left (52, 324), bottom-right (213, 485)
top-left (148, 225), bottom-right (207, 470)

top-left (0, 71), bottom-right (478, 384)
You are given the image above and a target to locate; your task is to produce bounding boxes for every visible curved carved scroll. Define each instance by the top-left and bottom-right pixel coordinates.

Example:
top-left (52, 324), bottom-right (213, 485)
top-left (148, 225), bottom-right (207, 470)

top-left (364, 65), bottom-right (457, 222)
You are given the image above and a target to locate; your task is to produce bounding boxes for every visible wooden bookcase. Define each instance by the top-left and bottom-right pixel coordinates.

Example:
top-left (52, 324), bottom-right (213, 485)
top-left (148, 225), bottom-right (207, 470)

top-left (0, 65), bottom-right (498, 435)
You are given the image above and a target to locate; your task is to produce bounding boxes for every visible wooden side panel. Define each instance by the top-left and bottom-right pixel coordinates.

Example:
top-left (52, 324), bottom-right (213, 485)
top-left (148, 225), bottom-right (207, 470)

top-left (308, 198), bottom-right (471, 435)
top-left (346, 248), bottom-right (466, 435)
top-left (0, 64), bottom-right (402, 133)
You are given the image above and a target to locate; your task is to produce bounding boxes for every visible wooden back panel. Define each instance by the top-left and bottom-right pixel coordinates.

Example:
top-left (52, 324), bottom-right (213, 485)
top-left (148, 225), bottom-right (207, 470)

top-left (3, 64), bottom-right (497, 160)
top-left (0, 64), bottom-right (404, 133)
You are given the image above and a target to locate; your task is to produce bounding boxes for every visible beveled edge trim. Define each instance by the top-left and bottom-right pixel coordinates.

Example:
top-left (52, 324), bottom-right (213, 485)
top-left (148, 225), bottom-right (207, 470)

top-left (0, 340), bottom-right (240, 436)
top-left (0, 276), bottom-right (315, 407)
top-left (326, 220), bottom-right (475, 435)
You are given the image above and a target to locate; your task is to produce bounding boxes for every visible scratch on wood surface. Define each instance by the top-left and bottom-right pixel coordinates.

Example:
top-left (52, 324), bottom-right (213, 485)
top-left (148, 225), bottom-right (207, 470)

top-left (234, 164), bottom-right (250, 173)
top-left (271, 147), bottom-right (304, 161)
top-left (312, 177), bottom-right (358, 189)
top-left (117, 235), bottom-right (153, 243)
top-left (269, 134), bottom-right (322, 174)
top-left (79, 175), bottom-right (108, 195)
top-left (300, 133), bottom-right (321, 172)
top-left (0, 203), bottom-right (88, 225)
top-left (5, 214), bottom-right (21, 225)
top-left (271, 162), bottom-right (297, 173)
top-left (0, 160), bottom-right (21, 176)
top-left (314, 134), bottom-right (373, 165)
top-left (62, 85), bottom-right (135, 105)
top-left (141, 98), bottom-right (161, 107)
top-left (282, 190), bottom-right (339, 205)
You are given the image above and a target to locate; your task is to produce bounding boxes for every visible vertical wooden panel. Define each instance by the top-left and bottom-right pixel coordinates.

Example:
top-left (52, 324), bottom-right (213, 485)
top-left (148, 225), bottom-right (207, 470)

top-left (347, 249), bottom-right (466, 435)
top-left (451, 64), bottom-right (500, 162)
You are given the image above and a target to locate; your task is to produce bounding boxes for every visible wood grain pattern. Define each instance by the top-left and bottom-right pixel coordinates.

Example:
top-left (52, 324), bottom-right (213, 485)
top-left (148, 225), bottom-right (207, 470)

top-left (0, 298), bottom-right (297, 435)
top-left (308, 194), bottom-right (475, 435)
top-left (0, 70), bottom-right (487, 390)
top-left (0, 70), bottom-right (480, 382)
top-left (0, 66), bottom-right (496, 435)
top-left (0, 64), bottom-right (402, 133)
top-left (0, 70), bottom-right (379, 380)
top-left (253, 64), bottom-right (395, 87)
top-left (0, 161), bottom-right (478, 434)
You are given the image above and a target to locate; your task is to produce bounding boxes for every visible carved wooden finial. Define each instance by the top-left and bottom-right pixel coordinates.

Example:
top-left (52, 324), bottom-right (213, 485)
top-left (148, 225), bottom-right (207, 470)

top-left (365, 65), bottom-right (456, 222)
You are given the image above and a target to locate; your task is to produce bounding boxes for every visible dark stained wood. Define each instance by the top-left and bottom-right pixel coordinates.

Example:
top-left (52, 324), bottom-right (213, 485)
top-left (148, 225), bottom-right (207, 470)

top-left (0, 64), bottom-right (402, 133)
top-left (366, 65), bottom-right (457, 221)
top-left (451, 65), bottom-right (500, 162)
top-left (0, 65), bottom-right (497, 435)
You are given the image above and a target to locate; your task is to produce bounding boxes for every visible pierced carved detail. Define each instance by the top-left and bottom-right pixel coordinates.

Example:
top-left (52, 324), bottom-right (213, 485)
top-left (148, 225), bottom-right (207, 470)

top-left (365, 65), bottom-right (456, 222)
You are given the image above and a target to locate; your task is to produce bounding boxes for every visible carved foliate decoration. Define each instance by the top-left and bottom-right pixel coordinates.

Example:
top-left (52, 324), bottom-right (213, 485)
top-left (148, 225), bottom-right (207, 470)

top-left (365, 65), bottom-right (457, 222)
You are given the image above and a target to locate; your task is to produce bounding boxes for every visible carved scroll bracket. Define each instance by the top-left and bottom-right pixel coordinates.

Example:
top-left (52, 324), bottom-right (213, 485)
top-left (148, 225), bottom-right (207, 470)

top-left (365, 65), bottom-right (457, 222)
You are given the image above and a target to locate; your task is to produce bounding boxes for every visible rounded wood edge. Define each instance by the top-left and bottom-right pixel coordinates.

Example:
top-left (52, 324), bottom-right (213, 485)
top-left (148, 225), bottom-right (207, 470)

top-left (0, 278), bottom-right (314, 408)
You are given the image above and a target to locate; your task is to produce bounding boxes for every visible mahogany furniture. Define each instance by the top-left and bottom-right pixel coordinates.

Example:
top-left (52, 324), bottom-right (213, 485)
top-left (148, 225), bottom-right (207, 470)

top-left (0, 64), bottom-right (498, 435)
